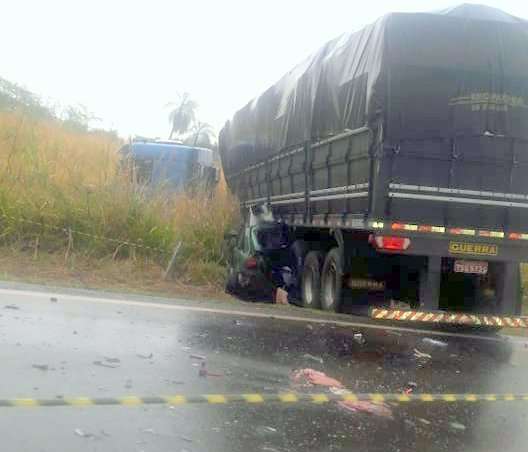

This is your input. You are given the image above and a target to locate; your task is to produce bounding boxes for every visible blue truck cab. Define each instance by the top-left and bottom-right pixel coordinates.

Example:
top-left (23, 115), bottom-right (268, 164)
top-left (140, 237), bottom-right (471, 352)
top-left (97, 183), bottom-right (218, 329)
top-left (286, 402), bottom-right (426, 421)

top-left (120, 138), bottom-right (217, 192)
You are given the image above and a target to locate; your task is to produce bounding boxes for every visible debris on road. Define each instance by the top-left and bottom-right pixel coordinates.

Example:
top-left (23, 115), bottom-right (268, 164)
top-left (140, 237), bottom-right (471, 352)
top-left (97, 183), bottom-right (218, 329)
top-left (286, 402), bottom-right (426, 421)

top-left (334, 389), bottom-right (393, 419)
top-left (136, 353), bottom-right (153, 359)
top-left (199, 362), bottom-right (208, 377)
top-left (4, 304), bottom-right (19, 310)
top-left (142, 428), bottom-right (156, 435)
top-left (422, 338), bottom-right (448, 348)
top-left (50, 297), bottom-right (58, 303)
top-left (290, 368), bottom-right (344, 388)
top-left (198, 361), bottom-right (223, 377)
top-left (291, 368), bottom-right (393, 419)
top-left (413, 348), bottom-right (432, 360)
top-left (190, 354), bottom-right (206, 360)
top-left (403, 381), bottom-right (417, 394)
top-left (337, 399), bottom-right (393, 419)
top-left (274, 287), bottom-right (288, 305)
top-left (103, 357), bottom-right (120, 364)
top-left (178, 435), bottom-right (193, 443)
top-left (418, 418), bottom-right (431, 425)
top-left (353, 333), bottom-right (366, 345)
top-left (32, 364), bottom-right (49, 371)
top-left (73, 331), bottom-right (78, 335)
top-left (74, 428), bottom-right (95, 439)
top-left (449, 422), bottom-right (466, 431)
top-left (255, 425), bottom-right (278, 436)
top-left (93, 360), bottom-right (119, 369)
top-left (302, 353), bottom-right (324, 364)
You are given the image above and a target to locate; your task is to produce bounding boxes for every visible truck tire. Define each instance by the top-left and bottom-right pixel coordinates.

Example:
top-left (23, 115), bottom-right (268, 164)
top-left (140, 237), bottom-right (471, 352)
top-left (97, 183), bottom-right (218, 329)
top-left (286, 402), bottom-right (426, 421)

top-left (290, 240), bottom-right (308, 301)
top-left (321, 247), bottom-right (344, 312)
top-left (301, 250), bottom-right (324, 309)
top-left (225, 265), bottom-right (240, 295)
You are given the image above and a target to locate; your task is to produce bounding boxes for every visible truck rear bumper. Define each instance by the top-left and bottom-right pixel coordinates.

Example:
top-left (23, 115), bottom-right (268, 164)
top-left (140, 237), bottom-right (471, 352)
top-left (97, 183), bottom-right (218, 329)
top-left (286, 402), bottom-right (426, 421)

top-left (371, 308), bottom-right (528, 327)
top-left (376, 231), bottom-right (528, 262)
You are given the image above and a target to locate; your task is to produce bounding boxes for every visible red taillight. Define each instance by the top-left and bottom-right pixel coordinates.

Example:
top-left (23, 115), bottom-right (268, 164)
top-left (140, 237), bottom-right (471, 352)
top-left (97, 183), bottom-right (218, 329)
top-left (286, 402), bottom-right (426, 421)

top-left (244, 256), bottom-right (258, 269)
top-left (371, 235), bottom-right (411, 251)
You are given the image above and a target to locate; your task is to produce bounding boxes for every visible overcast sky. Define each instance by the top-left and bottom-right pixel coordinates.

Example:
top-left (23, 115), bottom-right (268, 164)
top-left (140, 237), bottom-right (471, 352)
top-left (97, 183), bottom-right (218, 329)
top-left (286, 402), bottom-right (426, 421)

top-left (1, 1), bottom-right (526, 138)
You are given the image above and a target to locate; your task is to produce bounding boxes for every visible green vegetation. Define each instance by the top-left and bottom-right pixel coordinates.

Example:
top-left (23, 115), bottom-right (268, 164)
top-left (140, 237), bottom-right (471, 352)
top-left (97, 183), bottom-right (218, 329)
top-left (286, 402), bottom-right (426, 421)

top-left (0, 77), bottom-right (238, 287)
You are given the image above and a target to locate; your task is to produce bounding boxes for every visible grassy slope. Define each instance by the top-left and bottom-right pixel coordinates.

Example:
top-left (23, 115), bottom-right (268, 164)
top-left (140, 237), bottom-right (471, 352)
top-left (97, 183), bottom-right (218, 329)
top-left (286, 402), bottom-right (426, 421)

top-left (0, 109), bottom-right (238, 287)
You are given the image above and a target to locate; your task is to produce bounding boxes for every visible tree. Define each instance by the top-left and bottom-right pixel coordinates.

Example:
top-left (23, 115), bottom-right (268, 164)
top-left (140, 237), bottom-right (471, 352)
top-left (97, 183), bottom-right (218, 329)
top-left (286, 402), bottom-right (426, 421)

top-left (184, 121), bottom-right (216, 148)
top-left (166, 92), bottom-right (198, 140)
top-left (62, 104), bottom-right (100, 131)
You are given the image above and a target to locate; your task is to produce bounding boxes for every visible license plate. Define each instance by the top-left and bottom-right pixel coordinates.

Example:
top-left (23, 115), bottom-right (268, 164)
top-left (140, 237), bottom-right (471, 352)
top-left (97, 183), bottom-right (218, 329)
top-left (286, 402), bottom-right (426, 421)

top-left (454, 260), bottom-right (488, 275)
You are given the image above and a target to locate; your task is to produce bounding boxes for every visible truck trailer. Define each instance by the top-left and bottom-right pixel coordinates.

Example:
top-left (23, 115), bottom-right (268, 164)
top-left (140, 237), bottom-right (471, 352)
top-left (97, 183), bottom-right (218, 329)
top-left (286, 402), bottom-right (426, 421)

top-left (219, 5), bottom-right (528, 327)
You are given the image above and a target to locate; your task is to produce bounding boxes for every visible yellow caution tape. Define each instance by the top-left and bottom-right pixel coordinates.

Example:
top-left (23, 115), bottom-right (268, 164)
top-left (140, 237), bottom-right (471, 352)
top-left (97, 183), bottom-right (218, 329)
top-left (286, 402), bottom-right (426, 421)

top-left (1, 392), bottom-right (527, 408)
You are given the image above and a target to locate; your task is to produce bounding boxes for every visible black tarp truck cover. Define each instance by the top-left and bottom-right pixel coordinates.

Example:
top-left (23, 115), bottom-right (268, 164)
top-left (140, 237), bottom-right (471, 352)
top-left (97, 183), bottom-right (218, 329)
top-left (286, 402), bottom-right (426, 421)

top-left (220, 5), bottom-right (528, 235)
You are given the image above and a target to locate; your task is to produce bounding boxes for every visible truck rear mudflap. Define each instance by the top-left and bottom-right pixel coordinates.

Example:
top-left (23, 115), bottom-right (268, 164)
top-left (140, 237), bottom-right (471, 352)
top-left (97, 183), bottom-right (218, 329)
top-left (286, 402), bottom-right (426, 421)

top-left (370, 308), bottom-right (528, 328)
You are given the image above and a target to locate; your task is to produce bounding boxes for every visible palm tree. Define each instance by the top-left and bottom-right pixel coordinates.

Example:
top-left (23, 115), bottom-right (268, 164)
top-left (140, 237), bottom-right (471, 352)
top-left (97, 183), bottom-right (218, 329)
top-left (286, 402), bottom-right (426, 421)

top-left (166, 93), bottom-right (198, 140)
top-left (185, 121), bottom-right (216, 147)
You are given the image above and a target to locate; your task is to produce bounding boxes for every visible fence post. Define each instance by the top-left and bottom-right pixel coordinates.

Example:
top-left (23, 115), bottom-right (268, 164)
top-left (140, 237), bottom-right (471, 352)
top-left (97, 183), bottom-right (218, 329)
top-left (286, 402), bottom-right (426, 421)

top-left (64, 228), bottom-right (73, 263)
top-left (163, 241), bottom-right (182, 281)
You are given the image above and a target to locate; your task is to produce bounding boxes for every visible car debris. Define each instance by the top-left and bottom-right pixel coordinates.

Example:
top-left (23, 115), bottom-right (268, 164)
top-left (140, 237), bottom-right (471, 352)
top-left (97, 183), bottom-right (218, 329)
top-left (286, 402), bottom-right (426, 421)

top-left (4, 305), bottom-right (19, 310)
top-left (178, 435), bottom-right (193, 443)
top-left (331, 388), bottom-right (394, 419)
top-left (291, 368), bottom-right (393, 419)
top-left (353, 333), bottom-right (366, 345)
top-left (449, 421), bottom-right (466, 431)
top-left (422, 338), bottom-right (448, 348)
top-left (74, 428), bottom-right (95, 439)
top-left (136, 353), bottom-right (153, 359)
top-left (274, 287), bottom-right (288, 305)
top-left (32, 364), bottom-right (49, 371)
top-left (302, 353), bottom-right (324, 364)
top-left (198, 361), bottom-right (223, 377)
top-left (93, 360), bottom-right (119, 369)
top-left (413, 348), bottom-right (432, 360)
top-left (290, 368), bottom-right (344, 388)
top-left (103, 357), bottom-right (120, 364)
top-left (403, 381), bottom-right (417, 394)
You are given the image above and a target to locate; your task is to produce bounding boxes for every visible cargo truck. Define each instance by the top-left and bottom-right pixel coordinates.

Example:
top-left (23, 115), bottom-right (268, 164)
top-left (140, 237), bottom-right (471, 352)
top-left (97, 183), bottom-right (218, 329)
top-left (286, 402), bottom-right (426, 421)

top-left (219, 5), bottom-right (528, 327)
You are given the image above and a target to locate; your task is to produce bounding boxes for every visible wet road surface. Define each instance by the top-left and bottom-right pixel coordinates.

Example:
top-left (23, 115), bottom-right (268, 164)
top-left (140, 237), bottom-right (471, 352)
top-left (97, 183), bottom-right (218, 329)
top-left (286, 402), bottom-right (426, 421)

top-left (0, 284), bottom-right (527, 452)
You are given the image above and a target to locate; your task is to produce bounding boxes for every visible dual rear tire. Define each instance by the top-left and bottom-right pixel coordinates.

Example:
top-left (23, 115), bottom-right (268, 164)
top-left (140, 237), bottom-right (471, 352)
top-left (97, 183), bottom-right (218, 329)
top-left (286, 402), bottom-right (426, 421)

top-left (300, 246), bottom-right (343, 312)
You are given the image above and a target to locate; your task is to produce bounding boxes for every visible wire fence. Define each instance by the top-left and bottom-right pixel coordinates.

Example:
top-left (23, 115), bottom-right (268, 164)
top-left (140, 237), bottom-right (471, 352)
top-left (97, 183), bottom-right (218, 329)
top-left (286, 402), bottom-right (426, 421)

top-left (0, 211), bottom-right (172, 257)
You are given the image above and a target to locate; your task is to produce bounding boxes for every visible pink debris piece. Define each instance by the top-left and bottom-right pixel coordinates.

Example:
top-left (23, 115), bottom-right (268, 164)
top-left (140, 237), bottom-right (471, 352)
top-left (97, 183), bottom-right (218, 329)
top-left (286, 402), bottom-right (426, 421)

top-left (290, 368), bottom-right (344, 388)
top-left (338, 400), bottom-right (393, 419)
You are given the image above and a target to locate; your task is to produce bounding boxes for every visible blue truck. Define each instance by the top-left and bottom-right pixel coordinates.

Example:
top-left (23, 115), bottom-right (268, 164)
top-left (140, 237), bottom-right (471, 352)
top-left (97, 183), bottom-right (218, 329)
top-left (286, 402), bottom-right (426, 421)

top-left (120, 138), bottom-right (217, 192)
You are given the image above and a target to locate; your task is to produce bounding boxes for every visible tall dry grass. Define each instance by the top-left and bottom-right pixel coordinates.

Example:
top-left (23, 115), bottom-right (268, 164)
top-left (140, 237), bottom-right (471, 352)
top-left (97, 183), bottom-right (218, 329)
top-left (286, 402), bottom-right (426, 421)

top-left (0, 109), bottom-right (239, 285)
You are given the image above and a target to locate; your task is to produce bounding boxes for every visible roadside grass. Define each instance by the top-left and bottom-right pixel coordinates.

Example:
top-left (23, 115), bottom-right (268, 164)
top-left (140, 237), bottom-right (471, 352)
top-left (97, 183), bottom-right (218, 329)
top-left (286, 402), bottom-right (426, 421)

top-left (0, 247), bottom-right (231, 301)
top-left (0, 109), bottom-right (239, 286)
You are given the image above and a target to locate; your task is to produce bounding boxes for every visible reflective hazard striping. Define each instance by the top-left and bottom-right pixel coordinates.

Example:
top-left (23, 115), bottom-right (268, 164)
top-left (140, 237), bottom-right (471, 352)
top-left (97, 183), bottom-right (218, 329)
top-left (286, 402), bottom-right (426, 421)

top-left (1, 392), bottom-right (528, 408)
top-left (371, 309), bottom-right (528, 327)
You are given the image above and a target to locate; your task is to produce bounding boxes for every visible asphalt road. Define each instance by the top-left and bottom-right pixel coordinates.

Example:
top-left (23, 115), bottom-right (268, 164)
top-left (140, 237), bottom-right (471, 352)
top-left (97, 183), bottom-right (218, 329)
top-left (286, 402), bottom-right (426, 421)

top-left (0, 284), bottom-right (527, 452)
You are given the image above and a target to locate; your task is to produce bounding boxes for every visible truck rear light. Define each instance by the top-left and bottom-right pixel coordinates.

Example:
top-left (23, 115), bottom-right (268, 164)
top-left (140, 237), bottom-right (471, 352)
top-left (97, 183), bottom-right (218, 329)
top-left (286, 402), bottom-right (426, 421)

top-left (371, 235), bottom-right (411, 251)
top-left (244, 256), bottom-right (258, 269)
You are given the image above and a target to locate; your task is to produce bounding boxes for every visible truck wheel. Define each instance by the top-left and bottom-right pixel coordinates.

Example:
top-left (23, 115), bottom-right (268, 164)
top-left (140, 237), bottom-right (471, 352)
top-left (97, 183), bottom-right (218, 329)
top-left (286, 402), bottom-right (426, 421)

top-left (321, 247), bottom-right (343, 312)
top-left (290, 240), bottom-right (308, 300)
top-left (225, 266), bottom-right (239, 295)
top-left (301, 251), bottom-right (324, 309)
